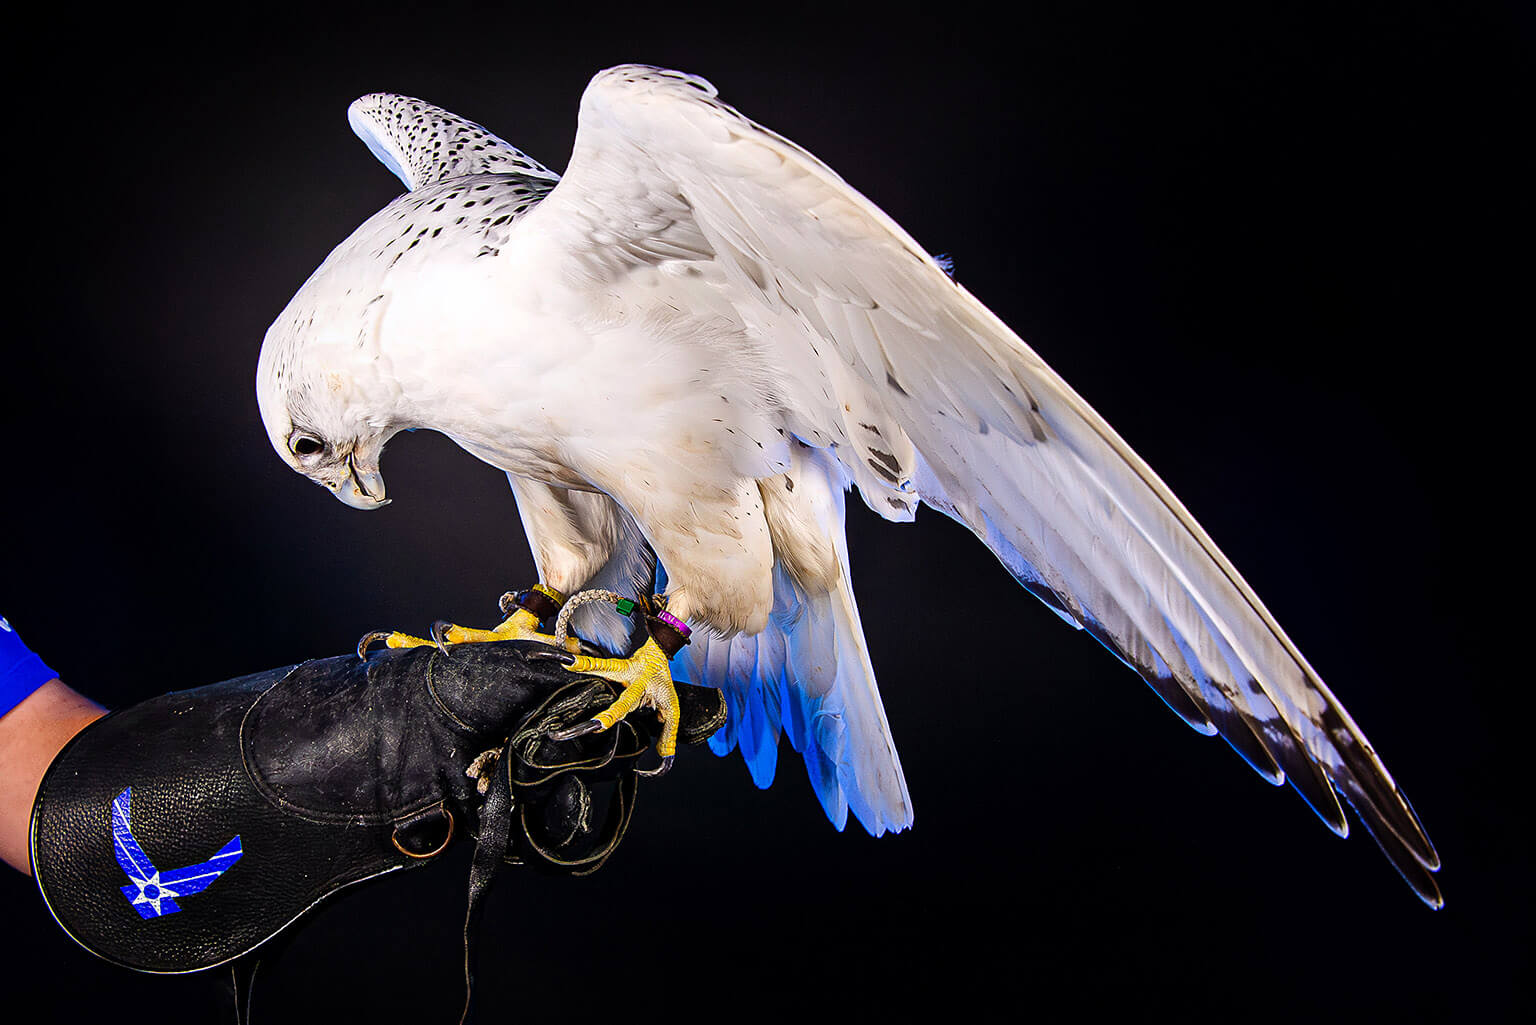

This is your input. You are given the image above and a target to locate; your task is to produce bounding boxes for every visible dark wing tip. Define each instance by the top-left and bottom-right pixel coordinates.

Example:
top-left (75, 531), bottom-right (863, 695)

top-left (1339, 784), bottom-right (1444, 909)
top-left (1319, 705), bottom-right (1440, 871)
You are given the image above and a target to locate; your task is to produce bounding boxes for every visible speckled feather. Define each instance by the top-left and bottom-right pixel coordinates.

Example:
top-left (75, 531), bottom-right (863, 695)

top-left (256, 68), bottom-right (1440, 900)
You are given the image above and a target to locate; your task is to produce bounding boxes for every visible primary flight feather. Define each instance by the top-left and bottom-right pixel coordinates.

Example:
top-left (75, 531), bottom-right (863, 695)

top-left (256, 65), bottom-right (1440, 905)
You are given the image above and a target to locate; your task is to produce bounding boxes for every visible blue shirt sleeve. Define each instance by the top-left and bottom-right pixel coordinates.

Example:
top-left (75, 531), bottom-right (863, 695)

top-left (1, 616), bottom-right (58, 719)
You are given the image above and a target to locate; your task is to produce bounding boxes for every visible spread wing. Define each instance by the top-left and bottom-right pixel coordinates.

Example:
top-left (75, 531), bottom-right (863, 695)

top-left (524, 65), bottom-right (1440, 904)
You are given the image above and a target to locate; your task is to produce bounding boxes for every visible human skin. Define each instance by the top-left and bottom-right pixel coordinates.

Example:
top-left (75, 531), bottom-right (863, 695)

top-left (0, 680), bottom-right (105, 874)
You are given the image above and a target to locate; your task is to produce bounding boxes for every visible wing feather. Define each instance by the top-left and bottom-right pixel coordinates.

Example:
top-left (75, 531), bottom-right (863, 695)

top-left (348, 93), bottom-right (558, 191)
top-left (526, 65), bottom-right (1437, 900)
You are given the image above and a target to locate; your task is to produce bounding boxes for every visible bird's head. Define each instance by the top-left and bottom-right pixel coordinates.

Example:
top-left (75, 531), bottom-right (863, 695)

top-left (256, 324), bottom-right (398, 511)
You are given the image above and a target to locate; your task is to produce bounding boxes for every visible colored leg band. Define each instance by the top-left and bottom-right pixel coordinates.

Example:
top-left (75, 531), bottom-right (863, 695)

top-left (512, 585), bottom-right (565, 622)
top-left (647, 611), bottom-right (691, 657)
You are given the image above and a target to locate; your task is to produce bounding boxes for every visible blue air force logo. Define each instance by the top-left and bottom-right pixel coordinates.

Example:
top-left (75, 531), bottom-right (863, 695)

top-left (111, 787), bottom-right (243, 919)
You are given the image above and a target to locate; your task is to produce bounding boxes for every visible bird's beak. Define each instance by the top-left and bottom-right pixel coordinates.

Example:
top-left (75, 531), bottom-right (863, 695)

top-left (337, 452), bottom-right (390, 510)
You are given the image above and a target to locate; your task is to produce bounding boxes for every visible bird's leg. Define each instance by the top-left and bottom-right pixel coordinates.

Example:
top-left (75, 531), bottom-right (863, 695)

top-left (439, 585), bottom-right (582, 647)
top-left (356, 584), bottom-right (580, 658)
top-left (537, 598), bottom-right (692, 777)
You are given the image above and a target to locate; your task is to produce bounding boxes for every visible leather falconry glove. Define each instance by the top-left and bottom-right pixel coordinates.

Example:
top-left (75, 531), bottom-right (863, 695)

top-left (29, 640), bottom-right (725, 1023)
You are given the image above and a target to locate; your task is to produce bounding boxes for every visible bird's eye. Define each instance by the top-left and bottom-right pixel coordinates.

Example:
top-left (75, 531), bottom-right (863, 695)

top-left (292, 435), bottom-right (325, 457)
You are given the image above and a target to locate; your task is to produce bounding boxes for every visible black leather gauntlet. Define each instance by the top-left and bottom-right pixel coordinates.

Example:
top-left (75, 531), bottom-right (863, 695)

top-left (29, 641), bottom-right (724, 1018)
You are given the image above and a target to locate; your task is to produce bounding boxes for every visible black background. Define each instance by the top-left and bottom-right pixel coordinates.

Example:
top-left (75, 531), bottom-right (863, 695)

top-left (0, 2), bottom-right (1524, 1021)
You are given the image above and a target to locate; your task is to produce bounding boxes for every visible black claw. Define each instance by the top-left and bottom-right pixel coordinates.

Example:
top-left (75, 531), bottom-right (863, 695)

top-left (499, 591), bottom-right (520, 618)
top-left (528, 649), bottom-right (576, 666)
top-left (637, 754), bottom-right (675, 779)
top-left (356, 631), bottom-right (392, 660)
top-left (547, 718), bottom-right (603, 742)
top-left (429, 620), bottom-right (456, 657)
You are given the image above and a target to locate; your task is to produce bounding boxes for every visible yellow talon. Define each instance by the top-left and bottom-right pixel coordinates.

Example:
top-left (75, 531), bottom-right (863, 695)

top-left (360, 587), bottom-right (684, 775)
top-left (567, 637), bottom-right (680, 761)
top-left (356, 585), bottom-right (580, 660)
top-left (439, 608), bottom-right (543, 645)
top-left (355, 629), bottom-right (437, 657)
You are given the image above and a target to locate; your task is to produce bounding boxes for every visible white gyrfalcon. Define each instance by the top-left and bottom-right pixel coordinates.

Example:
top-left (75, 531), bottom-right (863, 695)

top-left (256, 65), bottom-right (1440, 905)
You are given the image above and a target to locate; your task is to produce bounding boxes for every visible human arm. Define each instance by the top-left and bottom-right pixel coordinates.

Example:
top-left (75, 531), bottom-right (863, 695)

top-left (0, 620), bottom-right (105, 874)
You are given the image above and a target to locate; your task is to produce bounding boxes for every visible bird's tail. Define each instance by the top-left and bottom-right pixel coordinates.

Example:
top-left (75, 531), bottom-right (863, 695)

top-left (671, 449), bottom-right (913, 835)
